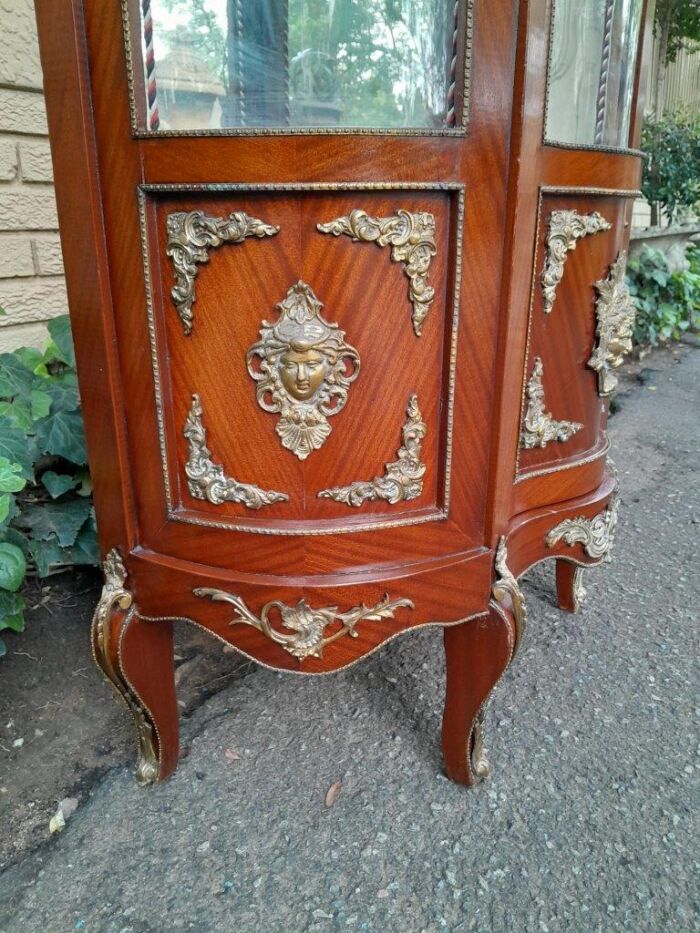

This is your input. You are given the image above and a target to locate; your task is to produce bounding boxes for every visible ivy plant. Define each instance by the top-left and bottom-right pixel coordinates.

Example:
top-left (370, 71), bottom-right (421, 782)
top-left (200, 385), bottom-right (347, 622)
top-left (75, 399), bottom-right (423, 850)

top-left (0, 314), bottom-right (97, 657)
top-left (626, 244), bottom-right (700, 347)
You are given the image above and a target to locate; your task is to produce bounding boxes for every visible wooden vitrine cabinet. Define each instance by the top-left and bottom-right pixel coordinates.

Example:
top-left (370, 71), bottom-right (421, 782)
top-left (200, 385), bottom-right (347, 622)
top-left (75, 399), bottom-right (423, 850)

top-left (36, 0), bottom-right (654, 786)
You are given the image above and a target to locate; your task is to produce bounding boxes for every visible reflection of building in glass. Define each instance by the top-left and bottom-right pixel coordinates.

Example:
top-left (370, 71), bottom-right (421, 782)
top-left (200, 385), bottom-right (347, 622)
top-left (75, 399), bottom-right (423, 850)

top-left (154, 40), bottom-right (225, 131)
top-left (290, 50), bottom-right (341, 126)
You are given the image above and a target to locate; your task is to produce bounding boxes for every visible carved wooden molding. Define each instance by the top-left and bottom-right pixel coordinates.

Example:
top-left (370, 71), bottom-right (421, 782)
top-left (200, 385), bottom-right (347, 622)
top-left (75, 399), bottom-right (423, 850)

top-left (247, 281), bottom-right (360, 461)
top-left (183, 394), bottom-right (289, 509)
top-left (194, 588), bottom-right (414, 661)
top-left (317, 209), bottom-right (436, 335)
top-left (167, 210), bottom-right (279, 334)
top-left (520, 357), bottom-right (582, 449)
top-left (542, 209), bottom-right (612, 313)
top-left (318, 394), bottom-right (426, 507)
top-left (588, 252), bottom-right (636, 396)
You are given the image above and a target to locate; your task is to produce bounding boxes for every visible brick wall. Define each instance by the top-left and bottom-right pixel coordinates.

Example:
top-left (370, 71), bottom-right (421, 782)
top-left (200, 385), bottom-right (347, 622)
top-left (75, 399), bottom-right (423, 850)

top-left (0, 0), bottom-right (67, 352)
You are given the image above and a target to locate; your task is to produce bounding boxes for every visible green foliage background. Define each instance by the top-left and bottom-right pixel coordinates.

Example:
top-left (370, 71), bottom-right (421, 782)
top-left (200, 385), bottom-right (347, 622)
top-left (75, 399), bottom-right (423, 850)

top-left (0, 315), bottom-right (97, 657)
top-left (655, 0), bottom-right (700, 64)
top-left (627, 244), bottom-right (700, 347)
top-left (641, 110), bottom-right (700, 223)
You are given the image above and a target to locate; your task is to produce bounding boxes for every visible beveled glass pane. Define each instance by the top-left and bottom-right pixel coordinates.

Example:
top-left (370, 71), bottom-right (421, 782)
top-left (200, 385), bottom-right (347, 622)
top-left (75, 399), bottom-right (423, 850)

top-left (545, 0), bottom-right (644, 149)
top-left (139, 0), bottom-right (456, 132)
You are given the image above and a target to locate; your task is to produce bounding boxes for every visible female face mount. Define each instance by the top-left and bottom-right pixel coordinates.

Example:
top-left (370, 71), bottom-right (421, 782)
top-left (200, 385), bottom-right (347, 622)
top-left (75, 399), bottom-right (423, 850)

top-left (247, 281), bottom-right (360, 459)
top-left (279, 341), bottom-right (333, 402)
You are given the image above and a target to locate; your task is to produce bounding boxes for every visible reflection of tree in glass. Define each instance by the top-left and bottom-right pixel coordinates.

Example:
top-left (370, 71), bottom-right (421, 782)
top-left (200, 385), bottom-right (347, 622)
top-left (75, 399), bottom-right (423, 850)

top-left (288, 0), bottom-right (449, 127)
top-left (149, 0), bottom-right (450, 129)
top-left (160, 0), bottom-right (228, 90)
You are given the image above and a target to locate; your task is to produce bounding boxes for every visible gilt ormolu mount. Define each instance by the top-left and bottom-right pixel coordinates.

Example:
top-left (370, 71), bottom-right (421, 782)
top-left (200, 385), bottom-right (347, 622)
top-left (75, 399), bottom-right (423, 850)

top-left (37, 0), bottom-right (652, 788)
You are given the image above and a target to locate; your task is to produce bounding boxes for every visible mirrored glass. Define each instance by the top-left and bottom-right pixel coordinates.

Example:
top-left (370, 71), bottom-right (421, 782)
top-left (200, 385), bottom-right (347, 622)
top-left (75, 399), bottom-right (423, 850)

top-left (545, 0), bottom-right (644, 149)
top-left (139, 0), bottom-right (456, 131)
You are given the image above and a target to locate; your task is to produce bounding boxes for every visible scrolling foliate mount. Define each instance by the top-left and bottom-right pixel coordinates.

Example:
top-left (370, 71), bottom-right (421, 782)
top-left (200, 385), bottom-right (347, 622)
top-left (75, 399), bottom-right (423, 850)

top-left (520, 357), bottom-right (582, 449)
top-left (317, 209), bottom-right (436, 335)
top-left (546, 493), bottom-right (620, 562)
top-left (183, 394), bottom-right (289, 509)
top-left (588, 252), bottom-right (636, 397)
top-left (491, 538), bottom-right (527, 656)
top-left (247, 281), bottom-right (360, 460)
top-left (542, 209), bottom-right (612, 313)
top-left (92, 550), bottom-right (158, 786)
top-left (318, 394), bottom-right (426, 507)
top-left (167, 210), bottom-right (279, 335)
top-left (194, 588), bottom-right (414, 662)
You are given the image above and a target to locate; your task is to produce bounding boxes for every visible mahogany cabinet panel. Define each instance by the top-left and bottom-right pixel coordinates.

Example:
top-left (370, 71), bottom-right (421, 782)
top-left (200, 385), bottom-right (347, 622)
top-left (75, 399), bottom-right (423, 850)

top-left (516, 190), bottom-right (636, 484)
top-left (143, 186), bottom-right (460, 532)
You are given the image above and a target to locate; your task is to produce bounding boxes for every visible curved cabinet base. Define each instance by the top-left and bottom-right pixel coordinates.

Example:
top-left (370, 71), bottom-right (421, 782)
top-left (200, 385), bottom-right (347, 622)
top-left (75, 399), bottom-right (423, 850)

top-left (92, 469), bottom-right (619, 785)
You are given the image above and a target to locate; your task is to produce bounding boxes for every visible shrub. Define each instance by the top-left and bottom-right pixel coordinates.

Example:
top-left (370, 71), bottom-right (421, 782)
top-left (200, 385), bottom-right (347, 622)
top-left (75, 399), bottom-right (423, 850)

top-left (0, 314), bottom-right (97, 657)
top-left (626, 244), bottom-right (700, 347)
top-left (641, 110), bottom-right (700, 225)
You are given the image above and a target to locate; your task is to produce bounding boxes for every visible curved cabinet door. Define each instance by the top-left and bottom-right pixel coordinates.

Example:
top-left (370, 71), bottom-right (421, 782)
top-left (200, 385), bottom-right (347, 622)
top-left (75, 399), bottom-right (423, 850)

top-left (142, 185), bottom-right (463, 537)
top-left (515, 189), bottom-right (636, 498)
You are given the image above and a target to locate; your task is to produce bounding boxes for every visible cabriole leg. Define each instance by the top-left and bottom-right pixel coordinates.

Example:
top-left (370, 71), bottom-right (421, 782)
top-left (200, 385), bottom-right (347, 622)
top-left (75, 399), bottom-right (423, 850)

top-left (555, 560), bottom-right (587, 614)
top-left (441, 604), bottom-right (516, 785)
top-left (91, 550), bottom-right (179, 784)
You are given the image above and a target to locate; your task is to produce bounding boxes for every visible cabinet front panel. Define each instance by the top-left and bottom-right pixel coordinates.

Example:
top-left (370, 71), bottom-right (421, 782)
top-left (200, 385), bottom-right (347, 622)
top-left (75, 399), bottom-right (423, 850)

top-left (143, 185), bottom-right (463, 534)
top-left (516, 189), bottom-right (636, 484)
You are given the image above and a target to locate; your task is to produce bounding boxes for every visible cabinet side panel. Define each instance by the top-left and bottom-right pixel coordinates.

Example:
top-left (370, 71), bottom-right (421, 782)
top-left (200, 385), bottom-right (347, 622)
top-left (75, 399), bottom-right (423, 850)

top-left (34, 0), bottom-right (136, 553)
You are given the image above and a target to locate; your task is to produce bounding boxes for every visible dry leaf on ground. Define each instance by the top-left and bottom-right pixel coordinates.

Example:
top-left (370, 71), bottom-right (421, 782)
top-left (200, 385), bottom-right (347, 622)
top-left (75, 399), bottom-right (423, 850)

top-left (325, 781), bottom-right (342, 807)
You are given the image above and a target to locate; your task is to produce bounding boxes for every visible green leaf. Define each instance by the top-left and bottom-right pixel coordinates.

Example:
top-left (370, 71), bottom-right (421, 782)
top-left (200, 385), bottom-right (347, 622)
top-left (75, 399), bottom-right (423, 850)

top-left (0, 494), bottom-right (10, 525)
top-left (16, 498), bottom-right (93, 547)
top-left (41, 470), bottom-right (80, 499)
top-left (43, 373), bottom-right (80, 415)
top-left (47, 316), bottom-right (76, 369)
top-left (0, 457), bottom-right (25, 493)
top-left (73, 516), bottom-right (98, 564)
top-left (30, 521), bottom-right (98, 576)
top-left (0, 400), bottom-right (34, 432)
top-left (0, 591), bottom-right (25, 632)
top-left (0, 542), bottom-right (26, 592)
top-left (0, 415), bottom-right (34, 479)
top-left (0, 526), bottom-right (29, 556)
top-left (29, 536), bottom-right (66, 577)
top-left (34, 409), bottom-right (87, 465)
top-left (31, 389), bottom-right (52, 420)
top-left (0, 352), bottom-right (34, 400)
top-left (14, 346), bottom-right (47, 376)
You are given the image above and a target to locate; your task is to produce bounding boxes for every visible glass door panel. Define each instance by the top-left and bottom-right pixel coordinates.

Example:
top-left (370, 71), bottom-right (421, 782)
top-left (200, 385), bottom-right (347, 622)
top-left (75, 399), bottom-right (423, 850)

top-left (545, 0), bottom-right (644, 149)
top-left (137, 0), bottom-right (456, 132)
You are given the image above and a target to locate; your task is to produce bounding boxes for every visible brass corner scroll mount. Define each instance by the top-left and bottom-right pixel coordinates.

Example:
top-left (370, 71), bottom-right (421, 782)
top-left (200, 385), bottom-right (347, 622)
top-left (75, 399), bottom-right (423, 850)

top-left (318, 394), bottom-right (427, 507)
top-left (247, 281), bottom-right (360, 461)
top-left (183, 394), bottom-right (289, 509)
top-left (542, 209), bottom-right (612, 313)
top-left (317, 209), bottom-right (437, 336)
top-left (546, 494), bottom-right (620, 562)
top-left (520, 357), bottom-right (582, 449)
top-left (167, 209), bottom-right (279, 335)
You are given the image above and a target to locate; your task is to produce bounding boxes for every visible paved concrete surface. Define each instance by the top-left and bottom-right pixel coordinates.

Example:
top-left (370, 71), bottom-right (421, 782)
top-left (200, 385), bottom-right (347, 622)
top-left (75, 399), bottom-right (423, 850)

top-left (0, 349), bottom-right (698, 932)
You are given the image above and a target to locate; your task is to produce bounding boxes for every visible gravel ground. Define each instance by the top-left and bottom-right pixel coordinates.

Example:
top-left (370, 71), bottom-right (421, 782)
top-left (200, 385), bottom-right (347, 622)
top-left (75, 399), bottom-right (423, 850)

top-left (0, 348), bottom-right (697, 933)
